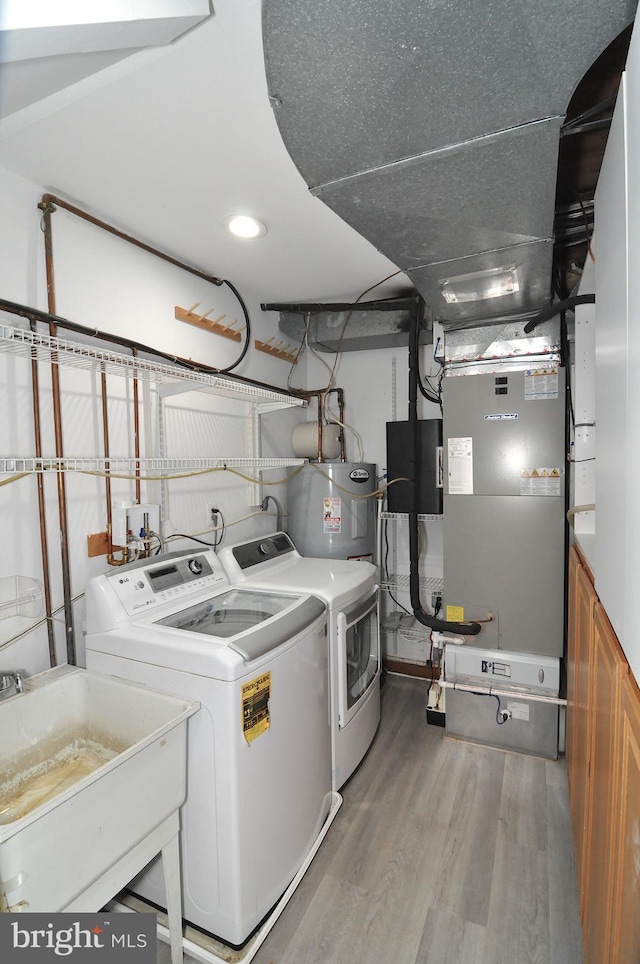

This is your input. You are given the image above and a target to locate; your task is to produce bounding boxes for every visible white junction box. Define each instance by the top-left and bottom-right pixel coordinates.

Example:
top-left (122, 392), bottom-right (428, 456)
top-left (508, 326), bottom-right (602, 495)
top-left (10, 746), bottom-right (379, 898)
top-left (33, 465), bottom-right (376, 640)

top-left (444, 645), bottom-right (560, 696)
top-left (112, 501), bottom-right (160, 546)
top-left (443, 644), bottom-right (560, 759)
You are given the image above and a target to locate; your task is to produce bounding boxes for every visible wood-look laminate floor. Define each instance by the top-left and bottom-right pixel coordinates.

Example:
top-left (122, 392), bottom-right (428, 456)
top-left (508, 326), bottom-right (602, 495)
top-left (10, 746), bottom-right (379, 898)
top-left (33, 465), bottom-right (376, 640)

top-left (159, 673), bottom-right (583, 964)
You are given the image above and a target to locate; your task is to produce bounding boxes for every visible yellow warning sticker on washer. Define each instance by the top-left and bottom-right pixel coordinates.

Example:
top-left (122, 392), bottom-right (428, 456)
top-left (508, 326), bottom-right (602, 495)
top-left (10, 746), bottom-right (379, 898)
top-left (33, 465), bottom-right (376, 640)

top-left (242, 672), bottom-right (271, 744)
top-left (446, 605), bottom-right (465, 622)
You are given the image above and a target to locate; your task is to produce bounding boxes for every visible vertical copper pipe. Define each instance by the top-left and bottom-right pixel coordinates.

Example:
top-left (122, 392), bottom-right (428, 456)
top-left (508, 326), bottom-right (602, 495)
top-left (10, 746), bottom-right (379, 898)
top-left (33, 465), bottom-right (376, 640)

top-left (39, 199), bottom-right (76, 665)
top-left (316, 395), bottom-right (324, 462)
top-left (335, 388), bottom-right (346, 461)
top-left (132, 349), bottom-right (141, 504)
top-left (29, 320), bottom-right (57, 666)
top-left (296, 388), bottom-right (347, 461)
top-left (100, 365), bottom-right (113, 548)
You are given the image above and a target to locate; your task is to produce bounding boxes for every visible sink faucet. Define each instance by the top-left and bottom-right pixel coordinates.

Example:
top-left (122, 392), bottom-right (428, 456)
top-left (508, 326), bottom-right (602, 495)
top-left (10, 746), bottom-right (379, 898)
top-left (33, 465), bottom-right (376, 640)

top-left (0, 671), bottom-right (24, 701)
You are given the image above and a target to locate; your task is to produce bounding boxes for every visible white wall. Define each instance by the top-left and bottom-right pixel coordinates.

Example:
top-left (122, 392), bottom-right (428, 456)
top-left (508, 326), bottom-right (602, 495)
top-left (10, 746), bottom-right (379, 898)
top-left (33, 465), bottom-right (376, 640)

top-left (0, 166), bottom-right (305, 675)
top-left (0, 163), bottom-right (441, 675)
top-left (577, 15), bottom-right (640, 684)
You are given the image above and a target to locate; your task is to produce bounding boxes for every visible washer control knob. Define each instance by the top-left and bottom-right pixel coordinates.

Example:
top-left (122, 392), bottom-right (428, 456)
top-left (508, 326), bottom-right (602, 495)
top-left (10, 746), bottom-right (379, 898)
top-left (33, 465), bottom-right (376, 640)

top-left (188, 558), bottom-right (203, 575)
top-left (258, 541), bottom-right (273, 556)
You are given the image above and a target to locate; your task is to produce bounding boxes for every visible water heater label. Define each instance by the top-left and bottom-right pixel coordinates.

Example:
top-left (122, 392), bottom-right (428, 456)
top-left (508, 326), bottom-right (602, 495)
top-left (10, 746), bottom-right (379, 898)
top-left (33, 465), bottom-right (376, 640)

top-left (447, 437), bottom-right (473, 495)
top-left (323, 496), bottom-right (342, 532)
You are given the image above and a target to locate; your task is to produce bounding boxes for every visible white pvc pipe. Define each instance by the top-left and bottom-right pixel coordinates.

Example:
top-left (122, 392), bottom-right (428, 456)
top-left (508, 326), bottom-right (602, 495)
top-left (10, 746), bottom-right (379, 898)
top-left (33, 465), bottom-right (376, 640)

top-left (439, 678), bottom-right (567, 706)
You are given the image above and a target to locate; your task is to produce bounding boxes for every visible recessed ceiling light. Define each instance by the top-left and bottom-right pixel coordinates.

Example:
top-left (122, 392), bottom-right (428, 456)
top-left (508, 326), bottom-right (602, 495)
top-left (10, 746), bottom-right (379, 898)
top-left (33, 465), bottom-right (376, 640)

top-left (223, 215), bottom-right (267, 239)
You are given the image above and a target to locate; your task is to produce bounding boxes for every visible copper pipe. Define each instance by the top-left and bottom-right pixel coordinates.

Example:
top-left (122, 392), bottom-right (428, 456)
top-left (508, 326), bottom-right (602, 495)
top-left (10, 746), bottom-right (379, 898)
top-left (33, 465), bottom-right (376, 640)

top-left (41, 193), bottom-right (223, 288)
top-left (29, 320), bottom-right (57, 666)
top-left (100, 364), bottom-right (130, 567)
top-left (293, 387), bottom-right (346, 461)
top-left (337, 389), bottom-right (346, 461)
top-left (39, 199), bottom-right (76, 664)
top-left (132, 349), bottom-right (141, 504)
top-left (100, 365), bottom-right (113, 549)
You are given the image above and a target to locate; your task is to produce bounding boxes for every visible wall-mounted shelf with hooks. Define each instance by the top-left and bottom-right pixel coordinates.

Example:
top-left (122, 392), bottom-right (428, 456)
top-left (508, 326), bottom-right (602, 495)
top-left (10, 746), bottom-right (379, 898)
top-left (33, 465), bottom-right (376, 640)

top-left (175, 304), bottom-right (243, 341)
top-left (254, 338), bottom-right (298, 365)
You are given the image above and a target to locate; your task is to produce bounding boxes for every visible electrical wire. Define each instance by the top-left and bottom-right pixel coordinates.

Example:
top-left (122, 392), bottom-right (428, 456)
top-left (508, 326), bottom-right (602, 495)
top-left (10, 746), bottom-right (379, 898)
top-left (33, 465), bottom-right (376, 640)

top-left (382, 519), bottom-right (412, 616)
top-left (216, 280), bottom-right (251, 374)
top-left (164, 509), bottom-right (261, 548)
top-left (167, 533), bottom-right (220, 548)
top-left (491, 693), bottom-right (508, 725)
top-left (467, 689), bottom-right (509, 724)
top-left (308, 461), bottom-right (408, 499)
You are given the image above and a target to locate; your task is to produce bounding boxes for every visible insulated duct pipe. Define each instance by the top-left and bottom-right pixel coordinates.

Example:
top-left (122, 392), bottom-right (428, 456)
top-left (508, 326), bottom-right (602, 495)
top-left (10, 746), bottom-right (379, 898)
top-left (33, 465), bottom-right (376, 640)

top-left (408, 306), bottom-right (482, 635)
top-left (522, 294), bottom-right (595, 333)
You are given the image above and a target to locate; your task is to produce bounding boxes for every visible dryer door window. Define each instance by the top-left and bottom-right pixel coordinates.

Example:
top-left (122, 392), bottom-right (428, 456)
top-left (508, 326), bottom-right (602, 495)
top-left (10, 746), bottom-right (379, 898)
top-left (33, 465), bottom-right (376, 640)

top-left (337, 591), bottom-right (379, 728)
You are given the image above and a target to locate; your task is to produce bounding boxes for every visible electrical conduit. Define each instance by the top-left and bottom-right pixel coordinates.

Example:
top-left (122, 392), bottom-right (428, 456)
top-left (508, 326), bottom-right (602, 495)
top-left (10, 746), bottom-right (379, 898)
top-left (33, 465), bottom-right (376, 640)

top-left (408, 304), bottom-right (481, 636)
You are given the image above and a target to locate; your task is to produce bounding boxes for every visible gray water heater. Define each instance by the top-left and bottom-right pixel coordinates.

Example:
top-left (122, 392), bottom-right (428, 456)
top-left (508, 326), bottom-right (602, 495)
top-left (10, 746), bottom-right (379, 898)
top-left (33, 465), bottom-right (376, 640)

top-left (287, 462), bottom-right (377, 560)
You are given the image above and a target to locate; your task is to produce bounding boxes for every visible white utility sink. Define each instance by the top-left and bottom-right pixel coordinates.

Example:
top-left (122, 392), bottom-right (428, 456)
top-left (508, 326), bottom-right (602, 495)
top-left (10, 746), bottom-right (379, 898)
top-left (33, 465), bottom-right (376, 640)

top-left (0, 664), bottom-right (198, 920)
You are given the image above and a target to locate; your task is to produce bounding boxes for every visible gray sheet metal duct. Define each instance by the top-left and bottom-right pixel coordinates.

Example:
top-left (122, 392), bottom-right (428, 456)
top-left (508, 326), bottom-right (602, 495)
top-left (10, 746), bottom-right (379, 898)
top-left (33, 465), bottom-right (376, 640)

top-left (263, 295), bottom-right (430, 352)
top-left (263, 1), bottom-right (636, 329)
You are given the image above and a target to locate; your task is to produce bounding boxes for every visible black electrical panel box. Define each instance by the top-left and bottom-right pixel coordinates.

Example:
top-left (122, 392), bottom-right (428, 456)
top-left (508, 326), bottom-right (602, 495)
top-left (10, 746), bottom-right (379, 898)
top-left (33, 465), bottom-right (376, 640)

top-left (386, 419), bottom-right (443, 514)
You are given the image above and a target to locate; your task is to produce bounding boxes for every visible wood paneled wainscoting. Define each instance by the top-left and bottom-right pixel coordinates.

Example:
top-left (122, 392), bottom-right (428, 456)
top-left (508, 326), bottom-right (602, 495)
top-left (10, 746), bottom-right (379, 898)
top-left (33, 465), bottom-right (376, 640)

top-left (566, 545), bottom-right (640, 963)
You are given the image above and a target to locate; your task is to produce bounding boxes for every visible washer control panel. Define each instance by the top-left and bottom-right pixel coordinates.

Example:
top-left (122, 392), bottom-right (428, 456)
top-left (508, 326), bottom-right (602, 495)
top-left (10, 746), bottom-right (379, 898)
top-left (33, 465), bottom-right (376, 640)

top-left (230, 532), bottom-right (295, 570)
top-left (107, 550), bottom-right (227, 615)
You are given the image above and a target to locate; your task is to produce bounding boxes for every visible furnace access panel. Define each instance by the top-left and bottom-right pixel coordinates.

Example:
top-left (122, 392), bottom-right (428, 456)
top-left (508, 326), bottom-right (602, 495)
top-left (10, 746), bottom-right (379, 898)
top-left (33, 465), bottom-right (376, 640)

top-left (442, 368), bottom-right (565, 657)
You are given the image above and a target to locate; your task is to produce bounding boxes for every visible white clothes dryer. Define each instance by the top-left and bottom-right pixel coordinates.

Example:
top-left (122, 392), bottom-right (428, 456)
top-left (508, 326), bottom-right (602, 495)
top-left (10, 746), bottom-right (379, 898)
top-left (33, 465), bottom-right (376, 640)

top-left (219, 532), bottom-right (380, 790)
top-left (84, 548), bottom-right (332, 947)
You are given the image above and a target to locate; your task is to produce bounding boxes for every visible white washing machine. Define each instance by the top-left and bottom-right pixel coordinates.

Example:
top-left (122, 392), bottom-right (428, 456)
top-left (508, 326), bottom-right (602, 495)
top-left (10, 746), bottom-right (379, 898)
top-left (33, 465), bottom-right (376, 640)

top-left (219, 532), bottom-right (380, 790)
top-left (84, 548), bottom-right (332, 947)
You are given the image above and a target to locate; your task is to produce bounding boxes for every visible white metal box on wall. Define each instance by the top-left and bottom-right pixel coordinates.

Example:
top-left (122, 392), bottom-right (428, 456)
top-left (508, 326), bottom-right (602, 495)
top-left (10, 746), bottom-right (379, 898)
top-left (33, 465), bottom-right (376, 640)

top-left (443, 643), bottom-right (560, 759)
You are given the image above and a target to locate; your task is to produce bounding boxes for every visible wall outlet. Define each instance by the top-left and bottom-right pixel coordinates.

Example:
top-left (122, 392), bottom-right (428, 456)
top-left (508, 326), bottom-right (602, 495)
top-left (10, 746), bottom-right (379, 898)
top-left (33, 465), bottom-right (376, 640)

top-left (206, 503), bottom-right (220, 528)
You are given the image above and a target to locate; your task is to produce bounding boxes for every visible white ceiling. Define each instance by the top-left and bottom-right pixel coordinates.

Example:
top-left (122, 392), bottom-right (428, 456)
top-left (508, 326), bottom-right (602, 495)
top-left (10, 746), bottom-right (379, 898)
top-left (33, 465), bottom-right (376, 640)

top-left (0, 0), bottom-right (404, 305)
